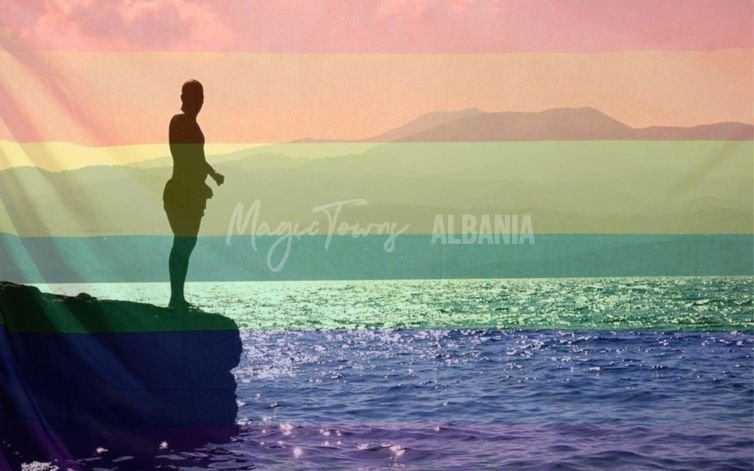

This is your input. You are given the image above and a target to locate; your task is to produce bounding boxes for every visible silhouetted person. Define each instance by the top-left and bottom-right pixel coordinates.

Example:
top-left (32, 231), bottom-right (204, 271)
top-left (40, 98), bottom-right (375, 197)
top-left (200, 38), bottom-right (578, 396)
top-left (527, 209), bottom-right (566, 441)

top-left (164, 80), bottom-right (224, 310)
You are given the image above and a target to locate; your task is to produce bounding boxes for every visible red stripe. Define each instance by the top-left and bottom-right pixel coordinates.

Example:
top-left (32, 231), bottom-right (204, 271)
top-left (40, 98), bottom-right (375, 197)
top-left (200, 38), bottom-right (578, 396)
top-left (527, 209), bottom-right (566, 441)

top-left (3, 0), bottom-right (752, 53)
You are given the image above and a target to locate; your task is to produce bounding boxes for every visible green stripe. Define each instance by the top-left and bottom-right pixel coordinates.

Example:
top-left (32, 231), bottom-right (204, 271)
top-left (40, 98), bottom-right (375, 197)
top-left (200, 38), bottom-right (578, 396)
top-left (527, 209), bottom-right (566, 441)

top-left (1, 141), bottom-right (751, 237)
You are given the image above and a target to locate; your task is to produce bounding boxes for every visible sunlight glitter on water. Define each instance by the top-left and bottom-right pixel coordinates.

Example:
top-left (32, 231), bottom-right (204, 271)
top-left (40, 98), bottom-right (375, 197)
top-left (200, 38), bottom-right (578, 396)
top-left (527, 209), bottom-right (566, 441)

top-left (26, 277), bottom-right (754, 469)
top-left (38, 276), bottom-right (754, 331)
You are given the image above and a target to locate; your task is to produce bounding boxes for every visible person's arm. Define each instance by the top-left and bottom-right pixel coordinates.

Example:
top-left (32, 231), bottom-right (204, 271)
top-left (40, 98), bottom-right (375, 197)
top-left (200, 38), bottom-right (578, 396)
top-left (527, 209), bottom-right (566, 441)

top-left (168, 115), bottom-right (180, 157)
top-left (203, 156), bottom-right (224, 185)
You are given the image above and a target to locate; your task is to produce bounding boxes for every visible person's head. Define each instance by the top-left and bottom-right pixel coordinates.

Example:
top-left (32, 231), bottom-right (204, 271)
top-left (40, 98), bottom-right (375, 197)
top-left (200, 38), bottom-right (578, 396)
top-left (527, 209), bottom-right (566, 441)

top-left (180, 79), bottom-right (204, 116)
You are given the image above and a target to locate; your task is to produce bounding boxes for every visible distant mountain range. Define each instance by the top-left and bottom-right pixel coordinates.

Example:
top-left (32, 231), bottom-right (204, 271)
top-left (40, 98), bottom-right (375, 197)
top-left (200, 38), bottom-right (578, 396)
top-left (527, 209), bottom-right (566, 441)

top-left (295, 107), bottom-right (753, 142)
top-left (1, 139), bottom-right (751, 237)
top-left (0, 107), bottom-right (751, 238)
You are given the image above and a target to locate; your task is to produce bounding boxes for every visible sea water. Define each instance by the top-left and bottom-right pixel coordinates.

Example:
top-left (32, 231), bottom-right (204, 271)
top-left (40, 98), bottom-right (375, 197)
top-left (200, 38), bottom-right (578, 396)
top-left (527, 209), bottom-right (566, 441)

top-left (37, 277), bottom-right (753, 469)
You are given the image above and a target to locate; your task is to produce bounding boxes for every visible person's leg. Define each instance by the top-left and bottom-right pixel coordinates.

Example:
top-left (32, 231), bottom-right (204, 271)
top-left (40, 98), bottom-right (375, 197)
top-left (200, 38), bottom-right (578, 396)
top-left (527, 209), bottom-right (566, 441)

top-left (166, 207), bottom-right (202, 309)
top-left (169, 239), bottom-right (180, 304)
top-left (169, 235), bottom-right (197, 307)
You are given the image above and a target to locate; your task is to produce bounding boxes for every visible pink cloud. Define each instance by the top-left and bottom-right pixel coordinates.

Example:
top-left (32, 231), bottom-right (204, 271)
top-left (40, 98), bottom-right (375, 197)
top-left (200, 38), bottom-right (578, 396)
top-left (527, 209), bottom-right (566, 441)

top-left (378, 0), bottom-right (434, 19)
top-left (20, 0), bottom-right (237, 51)
top-left (378, 0), bottom-right (475, 19)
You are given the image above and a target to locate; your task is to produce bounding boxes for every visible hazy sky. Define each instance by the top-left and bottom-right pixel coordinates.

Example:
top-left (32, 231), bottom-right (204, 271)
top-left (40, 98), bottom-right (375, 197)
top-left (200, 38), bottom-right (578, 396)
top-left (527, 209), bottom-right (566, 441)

top-left (0, 1), bottom-right (751, 153)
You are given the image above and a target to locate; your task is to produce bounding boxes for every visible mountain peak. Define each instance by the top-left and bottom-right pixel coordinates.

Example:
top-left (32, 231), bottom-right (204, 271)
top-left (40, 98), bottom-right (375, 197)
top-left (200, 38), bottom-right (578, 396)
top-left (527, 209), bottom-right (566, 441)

top-left (368, 107), bottom-right (752, 142)
top-left (293, 107), bottom-right (753, 143)
top-left (365, 108), bottom-right (485, 142)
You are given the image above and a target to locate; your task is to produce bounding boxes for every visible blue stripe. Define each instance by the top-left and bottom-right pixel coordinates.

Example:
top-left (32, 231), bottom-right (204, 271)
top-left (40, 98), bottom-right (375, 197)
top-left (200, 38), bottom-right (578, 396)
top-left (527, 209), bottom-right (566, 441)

top-left (1, 233), bottom-right (752, 282)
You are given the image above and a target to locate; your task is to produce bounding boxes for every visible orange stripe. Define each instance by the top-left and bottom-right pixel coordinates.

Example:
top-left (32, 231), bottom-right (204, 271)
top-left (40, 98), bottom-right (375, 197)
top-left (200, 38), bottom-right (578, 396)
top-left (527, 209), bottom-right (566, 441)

top-left (0, 50), bottom-right (751, 145)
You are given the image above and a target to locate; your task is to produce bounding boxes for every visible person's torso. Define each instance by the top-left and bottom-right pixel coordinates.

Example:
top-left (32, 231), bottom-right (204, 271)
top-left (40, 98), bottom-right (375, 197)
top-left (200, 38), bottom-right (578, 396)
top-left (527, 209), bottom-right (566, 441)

top-left (169, 114), bottom-right (206, 183)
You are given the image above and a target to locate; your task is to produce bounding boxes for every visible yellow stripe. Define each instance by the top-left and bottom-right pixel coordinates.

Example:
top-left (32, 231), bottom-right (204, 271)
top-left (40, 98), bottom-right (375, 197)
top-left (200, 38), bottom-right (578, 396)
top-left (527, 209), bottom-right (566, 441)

top-left (0, 141), bottom-right (272, 171)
